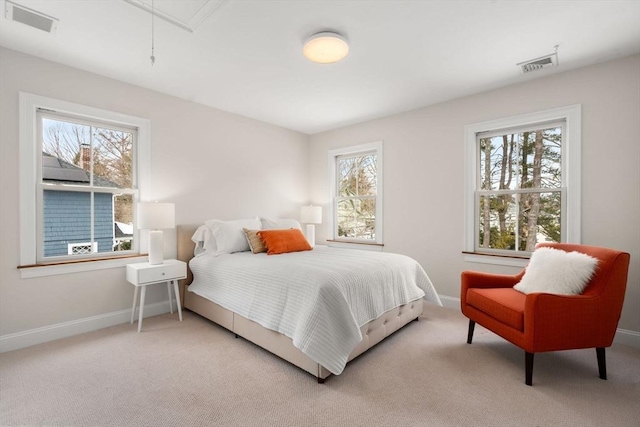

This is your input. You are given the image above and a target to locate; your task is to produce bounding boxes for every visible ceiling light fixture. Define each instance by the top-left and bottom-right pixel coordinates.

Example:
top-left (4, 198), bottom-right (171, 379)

top-left (303, 32), bottom-right (349, 64)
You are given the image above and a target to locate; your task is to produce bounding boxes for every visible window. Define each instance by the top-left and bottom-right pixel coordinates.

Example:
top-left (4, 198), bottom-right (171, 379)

top-left (464, 105), bottom-right (581, 262)
top-left (328, 142), bottom-right (383, 244)
top-left (19, 93), bottom-right (150, 273)
top-left (39, 112), bottom-right (136, 261)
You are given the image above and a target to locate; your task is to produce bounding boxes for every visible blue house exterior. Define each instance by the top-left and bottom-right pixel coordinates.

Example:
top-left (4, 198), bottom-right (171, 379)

top-left (42, 152), bottom-right (128, 257)
top-left (42, 190), bottom-right (114, 257)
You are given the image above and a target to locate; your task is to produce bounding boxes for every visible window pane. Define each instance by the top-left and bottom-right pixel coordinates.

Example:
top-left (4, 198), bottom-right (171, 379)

top-left (42, 189), bottom-right (130, 258)
top-left (337, 198), bottom-right (376, 240)
top-left (525, 127), bottom-right (562, 190)
top-left (42, 118), bottom-right (91, 186)
top-left (113, 194), bottom-right (134, 251)
top-left (478, 194), bottom-right (517, 250)
top-left (338, 154), bottom-right (377, 197)
top-left (93, 127), bottom-right (133, 189)
top-left (338, 157), bottom-right (356, 197)
top-left (479, 191), bottom-right (561, 252)
top-left (43, 190), bottom-right (93, 257)
top-left (518, 191), bottom-right (562, 251)
top-left (479, 126), bottom-right (562, 192)
top-left (41, 118), bottom-right (133, 189)
top-left (479, 134), bottom-right (517, 191)
top-left (358, 154), bottom-right (377, 196)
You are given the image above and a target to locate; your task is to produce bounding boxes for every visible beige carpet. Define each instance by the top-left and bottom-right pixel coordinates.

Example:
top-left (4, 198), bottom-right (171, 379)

top-left (1, 306), bottom-right (639, 427)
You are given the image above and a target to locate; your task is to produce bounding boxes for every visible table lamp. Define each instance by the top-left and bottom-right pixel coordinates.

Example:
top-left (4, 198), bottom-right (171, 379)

top-left (137, 202), bottom-right (175, 265)
top-left (300, 205), bottom-right (322, 248)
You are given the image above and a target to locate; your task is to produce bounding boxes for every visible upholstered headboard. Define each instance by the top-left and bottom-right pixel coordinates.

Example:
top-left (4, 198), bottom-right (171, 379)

top-left (177, 224), bottom-right (199, 288)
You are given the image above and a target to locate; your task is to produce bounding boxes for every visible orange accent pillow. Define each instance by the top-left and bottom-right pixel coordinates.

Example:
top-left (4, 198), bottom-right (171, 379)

top-left (257, 229), bottom-right (312, 255)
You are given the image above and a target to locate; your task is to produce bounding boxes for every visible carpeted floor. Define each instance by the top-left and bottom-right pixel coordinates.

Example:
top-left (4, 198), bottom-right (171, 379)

top-left (1, 305), bottom-right (639, 426)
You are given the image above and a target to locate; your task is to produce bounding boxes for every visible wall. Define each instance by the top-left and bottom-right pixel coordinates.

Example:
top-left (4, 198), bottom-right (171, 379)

top-left (0, 47), bottom-right (309, 340)
top-left (309, 54), bottom-right (640, 336)
top-left (1, 47), bottom-right (638, 348)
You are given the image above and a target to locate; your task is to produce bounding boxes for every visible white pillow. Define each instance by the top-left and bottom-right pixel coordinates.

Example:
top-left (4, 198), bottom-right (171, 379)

top-left (260, 217), bottom-right (302, 230)
top-left (191, 225), bottom-right (216, 257)
top-left (205, 217), bottom-right (261, 255)
top-left (514, 247), bottom-right (598, 295)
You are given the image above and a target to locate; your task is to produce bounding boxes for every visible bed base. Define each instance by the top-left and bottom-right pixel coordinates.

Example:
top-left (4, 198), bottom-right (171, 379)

top-left (184, 287), bottom-right (423, 382)
top-left (177, 224), bottom-right (424, 382)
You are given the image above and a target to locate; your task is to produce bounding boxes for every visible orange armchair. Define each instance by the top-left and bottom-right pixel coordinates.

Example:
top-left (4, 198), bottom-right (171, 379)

top-left (461, 243), bottom-right (630, 386)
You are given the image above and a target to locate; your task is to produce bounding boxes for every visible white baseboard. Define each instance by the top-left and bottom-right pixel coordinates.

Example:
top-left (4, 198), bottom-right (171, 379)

top-left (438, 294), bottom-right (460, 309)
top-left (0, 299), bottom-right (176, 353)
top-left (2, 295), bottom-right (638, 353)
top-left (435, 294), bottom-right (640, 348)
top-left (613, 328), bottom-right (640, 347)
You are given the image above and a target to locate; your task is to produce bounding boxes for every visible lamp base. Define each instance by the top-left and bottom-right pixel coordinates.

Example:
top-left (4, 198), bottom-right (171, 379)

top-left (148, 230), bottom-right (164, 265)
top-left (305, 224), bottom-right (316, 248)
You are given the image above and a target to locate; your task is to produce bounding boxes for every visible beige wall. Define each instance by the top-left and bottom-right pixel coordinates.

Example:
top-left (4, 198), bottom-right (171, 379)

top-left (309, 54), bottom-right (640, 334)
top-left (0, 47), bottom-right (309, 336)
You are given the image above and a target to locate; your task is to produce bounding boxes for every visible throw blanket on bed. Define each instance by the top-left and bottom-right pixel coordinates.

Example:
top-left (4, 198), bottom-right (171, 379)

top-left (188, 246), bottom-right (441, 375)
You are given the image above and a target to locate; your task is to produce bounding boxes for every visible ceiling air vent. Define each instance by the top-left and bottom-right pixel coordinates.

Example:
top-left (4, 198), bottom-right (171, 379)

top-left (5, 1), bottom-right (58, 34)
top-left (517, 46), bottom-right (559, 74)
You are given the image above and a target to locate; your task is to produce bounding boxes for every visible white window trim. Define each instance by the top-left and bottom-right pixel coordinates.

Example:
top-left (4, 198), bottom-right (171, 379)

top-left (463, 104), bottom-right (581, 266)
top-left (328, 141), bottom-right (384, 245)
top-left (19, 92), bottom-right (151, 277)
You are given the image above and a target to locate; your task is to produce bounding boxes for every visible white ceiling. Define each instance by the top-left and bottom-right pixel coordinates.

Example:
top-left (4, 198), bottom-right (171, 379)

top-left (1, 0), bottom-right (639, 134)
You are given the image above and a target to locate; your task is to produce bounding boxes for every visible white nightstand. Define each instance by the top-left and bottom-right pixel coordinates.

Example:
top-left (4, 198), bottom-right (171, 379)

top-left (126, 259), bottom-right (187, 332)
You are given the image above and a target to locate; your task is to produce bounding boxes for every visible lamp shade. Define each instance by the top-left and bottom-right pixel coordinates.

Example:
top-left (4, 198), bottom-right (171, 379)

top-left (303, 32), bottom-right (349, 64)
top-left (300, 205), bottom-right (322, 224)
top-left (137, 202), bottom-right (175, 229)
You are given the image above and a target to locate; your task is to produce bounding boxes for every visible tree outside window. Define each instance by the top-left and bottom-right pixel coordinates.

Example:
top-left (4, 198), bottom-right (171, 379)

top-left (477, 125), bottom-right (562, 253)
top-left (336, 152), bottom-right (378, 241)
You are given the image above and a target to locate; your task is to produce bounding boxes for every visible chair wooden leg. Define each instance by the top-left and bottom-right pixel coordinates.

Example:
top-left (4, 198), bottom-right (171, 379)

top-left (525, 352), bottom-right (534, 386)
top-left (467, 320), bottom-right (476, 344)
top-left (596, 347), bottom-right (607, 380)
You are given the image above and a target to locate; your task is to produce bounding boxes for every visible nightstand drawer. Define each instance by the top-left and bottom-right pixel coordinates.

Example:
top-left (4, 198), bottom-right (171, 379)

top-left (138, 264), bottom-right (183, 283)
top-left (126, 260), bottom-right (187, 285)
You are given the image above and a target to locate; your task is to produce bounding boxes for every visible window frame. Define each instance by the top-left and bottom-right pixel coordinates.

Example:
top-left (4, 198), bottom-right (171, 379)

top-left (19, 92), bottom-right (150, 277)
top-left (463, 105), bottom-right (581, 266)
top-left (328, 141), bottom-right (384, 245)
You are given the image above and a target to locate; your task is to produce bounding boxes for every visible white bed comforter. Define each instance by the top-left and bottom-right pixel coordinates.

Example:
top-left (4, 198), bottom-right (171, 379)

top-left (188, 246), bottom-right (441, 375)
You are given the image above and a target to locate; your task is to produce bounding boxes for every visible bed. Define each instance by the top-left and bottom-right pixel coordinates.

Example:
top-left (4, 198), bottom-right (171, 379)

top-left (177, 222), bottom-right (441, 382)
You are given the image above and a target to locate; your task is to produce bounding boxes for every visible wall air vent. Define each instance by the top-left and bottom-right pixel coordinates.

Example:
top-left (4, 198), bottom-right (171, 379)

top-left (517, 45), bottom-right (559, 74)
top-left (4, 1), bottom-right (58, 34)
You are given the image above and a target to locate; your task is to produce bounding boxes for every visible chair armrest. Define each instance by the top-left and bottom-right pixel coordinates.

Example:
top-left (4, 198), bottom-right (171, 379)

top-left (524, 293), bottom-right (617, 351)
top-left (461, 270), bottom-right (524, 290)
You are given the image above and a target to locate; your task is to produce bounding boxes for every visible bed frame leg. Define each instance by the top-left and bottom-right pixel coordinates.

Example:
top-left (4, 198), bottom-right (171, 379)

top-left (317, 377), bottom-right (325, 384)
top-left (235, 333), bottom-right (239, 339)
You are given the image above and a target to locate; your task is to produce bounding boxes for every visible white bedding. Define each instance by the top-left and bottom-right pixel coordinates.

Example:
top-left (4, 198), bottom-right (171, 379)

top-left (188, 246), bottom-right (441, 375)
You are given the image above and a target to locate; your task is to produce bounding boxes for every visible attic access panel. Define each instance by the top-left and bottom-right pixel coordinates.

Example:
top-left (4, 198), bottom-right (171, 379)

top-left (123, 0), bottom-right (229, 32)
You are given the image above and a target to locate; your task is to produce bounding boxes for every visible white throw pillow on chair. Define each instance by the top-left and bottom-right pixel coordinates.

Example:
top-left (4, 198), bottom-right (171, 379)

top-left (514, 247), bottom-right (598, 295)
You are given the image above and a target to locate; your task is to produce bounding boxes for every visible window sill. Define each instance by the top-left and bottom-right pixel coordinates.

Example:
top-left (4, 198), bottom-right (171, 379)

top-left (18, 254), bottom-right (148, 279)
top-left (462, 251), bottom-right (529, 268)
top-left (326, 240), bottom-right (384, 252)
